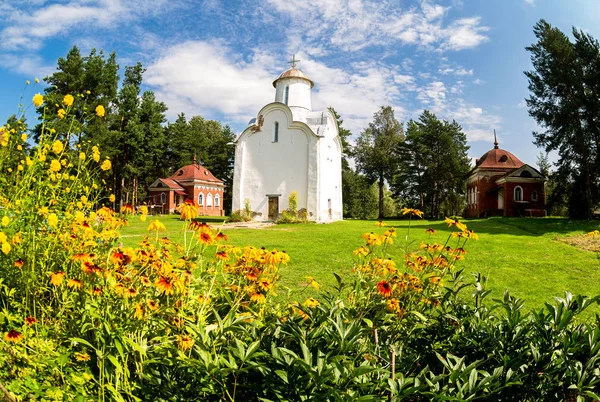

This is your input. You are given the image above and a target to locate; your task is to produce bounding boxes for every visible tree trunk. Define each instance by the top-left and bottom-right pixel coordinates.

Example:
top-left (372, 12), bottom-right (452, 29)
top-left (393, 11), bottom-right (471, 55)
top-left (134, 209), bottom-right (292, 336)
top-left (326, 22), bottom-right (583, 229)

top-left (378, 177), bottom-right (384, 219)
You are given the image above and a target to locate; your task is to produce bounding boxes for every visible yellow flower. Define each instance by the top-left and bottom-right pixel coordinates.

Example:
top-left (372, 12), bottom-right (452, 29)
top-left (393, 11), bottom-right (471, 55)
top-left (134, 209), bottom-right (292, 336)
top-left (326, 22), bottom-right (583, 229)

top-left (92, 146), bottom-right (100, 162)
top-left (47, 213), bottom-right (58, 228)
top-left (95, 105), bottom-right (105, 117)
top-left (33, 93), bottom-right (44, 107)
top-left (139, 205), bottom-right (148, 215)
top-left (401, 208), bottom-right (424, 218)
top-left (1, 216), bottom-right (9, 227)
top-left (58, 109), bottom-right (66, 119)
top-left (100, 159), bottom-right (111, 171)
top-left (178, 200), bottom-right (198, 221)
top-left (62, 94), bottom-right (74, 107)
top-left (109, 194), bottom-right (115, 202)
top-left (86, 90), bottom-right (91, 95)
top-left (177, 334), bottom-right (194, 351)
top-left (26, 157), bottom-right (33, 166)
top-left (74, 352), bottom-right (90, 362)
top-left (35, 78), bottom-right (39, 84)
top-left (26, 80), bottom-right (30, 85)
top-left (52, 140), bottom-right (64, 154)
top-left (50, 271), bottom-right (65, 286)
top-left (1, 242), bottom-right (11, 255)
top-left (0, 232), bottom-right (7, 243)
top-left (0, 127), bottom-right (8, 147)
top-left (39, 206), bottom-right (49, 215)
top-left (303, 297), bottom-right (320, 308)
top-left (148, 220), bottom-right (166, 232)
top-left (74, 211), bottom-right (85, 223)
top-left (21, 134), bottom-right (27, 141)
top-left (304, 276), bottom-right (320, 291)
top-left (49, 159), bottom-right (61, 172)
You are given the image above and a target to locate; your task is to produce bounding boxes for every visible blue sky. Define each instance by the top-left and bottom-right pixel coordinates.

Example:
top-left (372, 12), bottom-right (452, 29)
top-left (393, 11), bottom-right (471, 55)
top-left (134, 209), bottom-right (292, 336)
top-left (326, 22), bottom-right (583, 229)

top-left (1, 0), bottom-right (599, 166)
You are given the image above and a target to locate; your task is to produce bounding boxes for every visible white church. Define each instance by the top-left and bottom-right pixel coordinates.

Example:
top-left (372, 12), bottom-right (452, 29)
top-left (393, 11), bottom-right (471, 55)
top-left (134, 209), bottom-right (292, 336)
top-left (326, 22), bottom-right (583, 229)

top-left (231, 56), bottom-right (343, 223)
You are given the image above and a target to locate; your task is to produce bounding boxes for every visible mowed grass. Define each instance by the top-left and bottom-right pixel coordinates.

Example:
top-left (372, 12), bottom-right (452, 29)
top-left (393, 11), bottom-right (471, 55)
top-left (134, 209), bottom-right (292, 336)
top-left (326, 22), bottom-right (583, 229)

top-left (120, 215), bottom-right (600, 312)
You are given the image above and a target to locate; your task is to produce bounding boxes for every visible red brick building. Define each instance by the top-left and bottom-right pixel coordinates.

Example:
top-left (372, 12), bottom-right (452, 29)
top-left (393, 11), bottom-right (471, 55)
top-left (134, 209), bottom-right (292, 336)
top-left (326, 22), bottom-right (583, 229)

top-left (464, 138), bottom-right (546, 218)
top-left (148, 161), bottom-right (225, 216)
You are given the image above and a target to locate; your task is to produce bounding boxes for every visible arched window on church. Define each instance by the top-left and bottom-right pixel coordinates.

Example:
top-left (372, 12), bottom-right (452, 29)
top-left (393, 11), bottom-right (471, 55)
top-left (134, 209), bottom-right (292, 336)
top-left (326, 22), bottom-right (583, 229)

top-left (532, 191), bottom-right (537, 202)
top-left (198, 193), bottom-right (204, 206)
top-left (161, 193), bottom-right (166, 204)
top-left (215, 194), bottom-right (220, 207)
top-left (514, 186), bottom-right (523, 202)
top-left (274, 122), bottom-right (279, 143)
top-left (284, 86), bottom-right (289, 105)
top-left (207, 193), bottom-right (213, 207)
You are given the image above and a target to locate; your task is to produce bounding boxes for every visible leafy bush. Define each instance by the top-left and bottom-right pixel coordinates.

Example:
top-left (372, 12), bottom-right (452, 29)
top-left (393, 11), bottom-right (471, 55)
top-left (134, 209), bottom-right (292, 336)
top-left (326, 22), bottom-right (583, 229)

top-left (2, 90), bottom-right (600, 402)
top-left (277, 191), bottom-right (308, 224)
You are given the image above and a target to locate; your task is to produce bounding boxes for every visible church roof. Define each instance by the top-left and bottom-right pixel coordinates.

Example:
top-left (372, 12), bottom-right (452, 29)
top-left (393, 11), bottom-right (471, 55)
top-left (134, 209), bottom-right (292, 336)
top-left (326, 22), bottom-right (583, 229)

top-left (168, 163), bottom-right (224, 185)
top-left (273, 68), bottom-right (314, 88)
top-left (475, 147), bottom-right (524, 170)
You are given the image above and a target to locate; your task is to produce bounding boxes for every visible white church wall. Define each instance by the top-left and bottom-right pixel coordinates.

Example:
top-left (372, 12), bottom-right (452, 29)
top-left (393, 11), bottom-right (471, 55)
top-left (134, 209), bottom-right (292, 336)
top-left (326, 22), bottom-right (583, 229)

top-left (233, 105), bottom-right (316, 220)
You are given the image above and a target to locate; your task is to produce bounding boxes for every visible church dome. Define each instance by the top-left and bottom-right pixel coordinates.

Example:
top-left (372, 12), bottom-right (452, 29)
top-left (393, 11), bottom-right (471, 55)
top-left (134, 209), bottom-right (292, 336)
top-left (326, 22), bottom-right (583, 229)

top-left (273, 68), bottom-right (314, 88)
top-left (475, 147), bottom-right (524, 169)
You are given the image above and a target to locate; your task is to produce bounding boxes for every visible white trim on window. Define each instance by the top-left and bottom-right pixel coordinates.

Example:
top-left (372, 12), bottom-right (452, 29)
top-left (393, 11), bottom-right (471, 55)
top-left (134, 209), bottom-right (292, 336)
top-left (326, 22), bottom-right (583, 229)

top-left (206, 193), bottom-right (213, 207)
top-left (161, 192), bottom-right (166, 204)
top-left (198, 193), bottom-right (204, 206)
top-left (514, 186), bottom-right (523, 202)
top-left (214, 193), bottom-right (220, 207)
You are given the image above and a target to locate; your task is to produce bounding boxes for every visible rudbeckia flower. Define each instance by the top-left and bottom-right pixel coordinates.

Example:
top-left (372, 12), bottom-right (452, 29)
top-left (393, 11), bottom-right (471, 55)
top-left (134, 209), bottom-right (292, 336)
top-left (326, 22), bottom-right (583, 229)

top-left (5, 329), bottom-right (23, 343)
top-left (377, 280), bottom-right (393, 297)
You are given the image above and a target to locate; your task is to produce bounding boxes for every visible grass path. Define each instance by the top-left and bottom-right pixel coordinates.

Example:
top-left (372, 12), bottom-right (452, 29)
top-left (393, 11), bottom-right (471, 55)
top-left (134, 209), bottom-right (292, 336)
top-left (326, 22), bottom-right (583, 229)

top-left (120, 216), bottom-right (600, 312)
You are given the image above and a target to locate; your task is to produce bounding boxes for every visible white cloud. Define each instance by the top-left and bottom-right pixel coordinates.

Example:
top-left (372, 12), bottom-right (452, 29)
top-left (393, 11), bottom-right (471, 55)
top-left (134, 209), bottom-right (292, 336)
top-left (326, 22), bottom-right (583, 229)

top-left (0, 0), bottom-right (170, 50)
top-left (524, 0), bottom-right (535, 5)
top-left (265, 0), bottom-right (489, 53)
top-left (439, 67), bottom-right (473, 76)
top-left (0, 53), bottom-right (54, 78)
top-left (145, 42), bottom-right (409, 135)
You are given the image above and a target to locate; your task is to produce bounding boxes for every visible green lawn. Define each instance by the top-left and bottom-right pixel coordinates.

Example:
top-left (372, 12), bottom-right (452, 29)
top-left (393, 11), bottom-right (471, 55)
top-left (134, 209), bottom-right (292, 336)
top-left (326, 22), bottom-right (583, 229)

top-left (120, 215), bottom-right (600, 312)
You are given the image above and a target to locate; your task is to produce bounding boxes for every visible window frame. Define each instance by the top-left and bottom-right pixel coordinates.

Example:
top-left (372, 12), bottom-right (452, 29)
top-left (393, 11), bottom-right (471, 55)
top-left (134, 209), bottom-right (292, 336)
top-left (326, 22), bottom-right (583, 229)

top-left (532, 190), bottom-right (538, 202)
top-left (198, 193), bottom-right (204, 206)
top-left (284, 86), bottom-right (289, 105)
top-left (161, 192), bottom-right (166, 204)
top-left (514, 186), bottom-right (523, 202)
top-left (274, 122), bottom-right (279, 143)
top-left (214, 193), bottom-right (220, 207)
top-left (206, 193), bottom-right (213, 207)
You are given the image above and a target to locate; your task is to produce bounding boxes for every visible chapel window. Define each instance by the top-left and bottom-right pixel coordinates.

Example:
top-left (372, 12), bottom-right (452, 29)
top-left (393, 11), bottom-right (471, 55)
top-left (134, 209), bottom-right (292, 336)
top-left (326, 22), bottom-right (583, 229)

top-left (284, 86), bottom-right (289, 105)
top-left (215, 194), bottom-right (220, 207)
top-left (161, 193), bottom-right (166, 204)
top-left (514, 186), bottom-right (523, 202)
top-left (207, 193), bottom-right (213, 207)
top-left (274, 122), bottom-right (279, 143)
top-left (532, 191), bottom-right (538, 202)
top-left (198, 193), bottom-right (204, 206)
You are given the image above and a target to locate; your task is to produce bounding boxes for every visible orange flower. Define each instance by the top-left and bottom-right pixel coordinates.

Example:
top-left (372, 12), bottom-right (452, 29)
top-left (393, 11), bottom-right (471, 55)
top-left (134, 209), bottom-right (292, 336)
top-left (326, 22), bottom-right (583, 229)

top-left (425, 228), bottom-right (436, 234)
top-left (199, 231), bottom-right (213, 244)
top-left (110, 251), bottom-right (131, 266)
top-left (216, 232), bottom-right (229, 241)
top-left (5, 330), bottom-right (23, 343)
top-left (120, 204), bottom-right (135, 214)
top-left (444, 217), bottom-right (467, 232)
top-left (50, 271), bottom-right (65, 286)
top-left (215, 251), bottom-right (229, 261)
top-left (377, 280), bottom-right (393, 297)
top-left (91, 287), bottom-right (102, 296)
top-left (25, 316), bottom-right (38, 326)
top-left (189, 221), bottom-right (209, 231)
top-left (155, 275), bottom-right (175, 295)
top-left (147, 219), bottom-right (166, 232)
top-left (124, 287), bottom-right (138, 298)
top-left (13, 259), bottom-right (24, 268)
top-left (177, 334), bottom-right (194, 351)
top-left (375, 220), bottom-right (387, 227)
top-left (67, 279), bottom-right (83, 289)
top-left (140, 276), bottom-right (152, 286)
top-left (303, 297), bottom-right (320, 308)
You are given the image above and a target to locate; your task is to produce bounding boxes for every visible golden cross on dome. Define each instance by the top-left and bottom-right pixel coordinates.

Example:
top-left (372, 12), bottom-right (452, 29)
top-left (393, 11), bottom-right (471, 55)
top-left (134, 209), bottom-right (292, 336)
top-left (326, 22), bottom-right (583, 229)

top-left (288, 54), bottom-right (300, 69)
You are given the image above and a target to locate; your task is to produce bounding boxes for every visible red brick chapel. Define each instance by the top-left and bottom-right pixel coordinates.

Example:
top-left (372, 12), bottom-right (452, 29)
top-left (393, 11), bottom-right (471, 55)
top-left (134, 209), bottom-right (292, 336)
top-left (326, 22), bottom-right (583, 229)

top-left (464, 134), bottom-right (546, 218)
top-left (148, 158), bottom-right (225, 216)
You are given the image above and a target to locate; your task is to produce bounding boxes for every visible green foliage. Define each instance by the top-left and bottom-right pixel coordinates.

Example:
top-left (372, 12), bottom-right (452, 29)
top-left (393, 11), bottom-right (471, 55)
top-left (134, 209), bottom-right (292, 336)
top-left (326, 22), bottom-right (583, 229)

top-left (343, 169), bottom-right (378, 219)
top-left (525, 19), bottom-right (600, 219)
top-left (396, 110), bottom-right (470, 218)
top-left (277, 191), bottom-right (308, 223)
top-left (354, 106), bottom-right (405, 219)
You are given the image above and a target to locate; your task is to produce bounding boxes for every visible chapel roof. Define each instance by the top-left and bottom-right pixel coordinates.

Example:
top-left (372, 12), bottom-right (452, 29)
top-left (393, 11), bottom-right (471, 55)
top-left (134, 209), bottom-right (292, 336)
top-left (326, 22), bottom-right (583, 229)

top-left (168, 162), bottom-right (224, 185)
top-left (158, 178), bottom-right (184, 190)
top-left (273, 68), bottom-right (315, 88)
top-left (473, 133), bottom-right (524, 171)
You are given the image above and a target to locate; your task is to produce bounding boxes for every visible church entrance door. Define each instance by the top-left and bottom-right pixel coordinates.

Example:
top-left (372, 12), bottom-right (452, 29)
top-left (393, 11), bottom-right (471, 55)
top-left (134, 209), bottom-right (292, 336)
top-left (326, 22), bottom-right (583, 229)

top-left (268, 196), bottom-right (279, 221)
